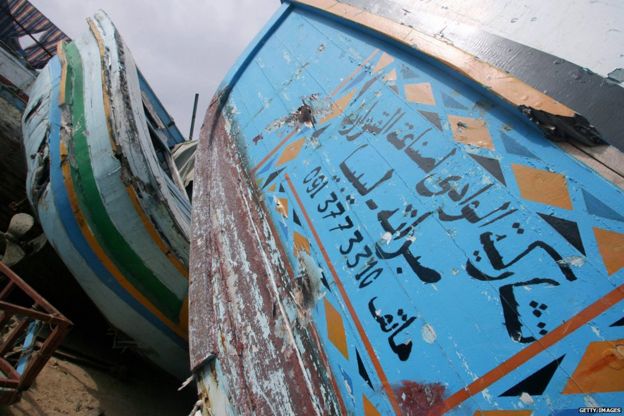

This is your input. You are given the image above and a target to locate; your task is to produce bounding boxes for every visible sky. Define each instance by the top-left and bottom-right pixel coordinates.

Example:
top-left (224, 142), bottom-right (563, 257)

top-left (30, 0), bottom-right (280, 139)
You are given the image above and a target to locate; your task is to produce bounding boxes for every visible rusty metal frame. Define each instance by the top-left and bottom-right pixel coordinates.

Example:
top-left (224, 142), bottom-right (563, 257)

top-left (0, 261), bottom-right (72, 404)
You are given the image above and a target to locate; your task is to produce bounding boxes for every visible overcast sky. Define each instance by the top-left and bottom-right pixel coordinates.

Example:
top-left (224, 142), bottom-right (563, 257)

top-left (30, 0), bottom-right (280, 139)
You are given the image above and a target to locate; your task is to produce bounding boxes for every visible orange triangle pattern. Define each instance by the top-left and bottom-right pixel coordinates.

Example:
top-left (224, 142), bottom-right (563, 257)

top-left (324, 298), bottom-right (349, 359)
top-left (293, 231), bottom-right (311, 256)
top-left (373, 52), bottom-right (394, 73)
top-left (563, 339), bottom-right (624, 394)
top-left (363, 395), bottom-right (381, 416)
top-left (593, 227), bottom-right (624, 275)
top-left (320, 89), bottom-right (355, 124)
top-left (276, 138), bottom-right (305, 166)
top-left (404, 82), bottom-right (436, 106)
top-left (511, 164), bottom-right (572, 210)
top-left (276, 197), bottom-right (289, 218)
top-left (449, 115), bottom-right (494, 150)
top-left (384, 69), bottom-right (397, 82)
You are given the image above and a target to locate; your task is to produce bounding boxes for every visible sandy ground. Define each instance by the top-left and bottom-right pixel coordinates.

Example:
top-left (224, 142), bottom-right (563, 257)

top-left (1, 355), bottom-right (196, 416)
top-left (0, 269), bottom-right (196, 416)
top-left (0, 241), bottom-right (197, 416)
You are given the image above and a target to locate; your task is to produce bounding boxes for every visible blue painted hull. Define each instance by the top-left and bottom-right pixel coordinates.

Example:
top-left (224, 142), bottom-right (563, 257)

top-left (190, 1), bottom-right (624, 414)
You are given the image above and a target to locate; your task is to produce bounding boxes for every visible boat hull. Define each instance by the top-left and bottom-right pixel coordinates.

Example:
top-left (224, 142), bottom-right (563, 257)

top-left (22, 13), bottom-right (190, 378)
top-left (190, 1), bottom-right (624, 414)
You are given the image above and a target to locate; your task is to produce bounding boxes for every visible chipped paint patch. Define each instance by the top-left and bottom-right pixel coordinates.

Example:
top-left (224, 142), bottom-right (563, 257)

top-left (393, 380), bottom-right (445, 414)
top-left (519, 392), bottom-right (534, 406)
top-left (421, 323), bottom-right (437, 344)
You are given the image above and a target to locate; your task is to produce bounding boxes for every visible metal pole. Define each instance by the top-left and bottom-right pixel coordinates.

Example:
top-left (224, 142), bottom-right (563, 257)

top-left (189, 93), bottom-right (199, 140)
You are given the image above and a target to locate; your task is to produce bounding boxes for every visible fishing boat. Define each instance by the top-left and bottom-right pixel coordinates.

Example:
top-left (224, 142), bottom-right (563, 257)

top-left (189, 0), bottom-right (624, 414)
top-left (22, 11), bottom-right (190, 378)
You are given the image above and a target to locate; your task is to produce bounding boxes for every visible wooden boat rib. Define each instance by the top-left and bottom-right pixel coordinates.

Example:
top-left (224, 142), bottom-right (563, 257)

top-left (190, 0), bottom-right (624, 414)
top-left (22, 12), bottom-right (190, 378)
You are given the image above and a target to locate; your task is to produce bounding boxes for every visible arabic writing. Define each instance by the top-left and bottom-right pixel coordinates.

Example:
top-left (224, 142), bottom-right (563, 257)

top-left (297, 81), bottom-right (577, 362)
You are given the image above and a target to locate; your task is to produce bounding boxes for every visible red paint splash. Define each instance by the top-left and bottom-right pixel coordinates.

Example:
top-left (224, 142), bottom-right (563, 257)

top-left (393, 380), bottom-right (446, 416)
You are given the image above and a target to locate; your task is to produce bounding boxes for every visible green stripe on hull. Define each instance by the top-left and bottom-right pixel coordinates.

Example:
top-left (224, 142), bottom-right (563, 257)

top-left (63, 42), bottom-right (182, 321)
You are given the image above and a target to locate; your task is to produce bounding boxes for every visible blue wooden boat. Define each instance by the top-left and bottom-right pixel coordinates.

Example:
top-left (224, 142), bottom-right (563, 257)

top-left (189, 0), bottom-right (624, 414)
top-left (22, 12), bottom-right (190, 378)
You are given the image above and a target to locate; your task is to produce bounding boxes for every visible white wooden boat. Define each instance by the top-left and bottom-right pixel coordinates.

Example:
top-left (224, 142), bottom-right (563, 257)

top-left (22, 12), bottom-right (190, 378)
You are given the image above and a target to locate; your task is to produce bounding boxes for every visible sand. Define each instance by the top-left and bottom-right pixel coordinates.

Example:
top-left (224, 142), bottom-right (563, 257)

top-left (1, 354), bottom-right (196, 416)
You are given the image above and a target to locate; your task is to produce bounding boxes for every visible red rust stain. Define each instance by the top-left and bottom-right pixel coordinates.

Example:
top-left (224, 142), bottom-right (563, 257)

top-left (393, 380), bottom-right (446, 416)
top-left (563, 340), bottom-right (624, 394)
top-left (581, 350), bottom-right (621, 375)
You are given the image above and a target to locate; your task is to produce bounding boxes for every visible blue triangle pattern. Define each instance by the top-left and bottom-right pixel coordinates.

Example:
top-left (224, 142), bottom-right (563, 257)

top-left (257, 157), bottom-right (275, 175)
top-left (278, 220), bottom-right (288, 240)
top-left (501, 132), bottom-right (539, 159)
top-left (441, 92), bottom-right (467, 110)
top-left (342, 70), bottom-right (368, 93)
top-left (400, 65), bottom-right (419, 79)
top-left (582, 189), bottom-right (624, 222)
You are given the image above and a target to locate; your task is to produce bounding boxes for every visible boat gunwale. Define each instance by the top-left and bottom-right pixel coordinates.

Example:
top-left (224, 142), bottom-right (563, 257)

top-left (288, 0), bottom-right (624, 187)
top-left (60, 39), bottom-right (185, 321)
top-left (56, 41), bottom-right (188, 341)
top-left (88, 12), bottom-right (192, 266)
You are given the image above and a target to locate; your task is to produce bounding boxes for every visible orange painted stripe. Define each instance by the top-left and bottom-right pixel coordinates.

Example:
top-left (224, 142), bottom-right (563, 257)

top-left (57, 46), bottom-right (187, 340)
top-left (88, 19), bottom-right (119, 155)
top-left (57, 42), bottom-right (67, 103)
top-left (251, 129), bottom-right (297, 175)
top-left (125, 185), bottom-right (188, 277)
top-left (87, 19), bottom-right (189, 278)
top-left (251, 49), bottom-right (379, 175)
top-left (296, 0), bottom-right (574, 117)
top-left (61, 141), bottom-right (187, 339)
top-left (285, 174), bottom-right (401, 414)
top-left (429, 283), bottom-right (624, 415)
top-left (330, 49), bottom-right (379, 97)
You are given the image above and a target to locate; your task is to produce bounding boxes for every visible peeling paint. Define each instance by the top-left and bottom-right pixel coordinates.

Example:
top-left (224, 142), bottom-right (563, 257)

top-left (266, 94), bottom-right (334, 132)
top-left (559, 255), bottom-right (585, 268)
top-left (190, 99), bottom-right (342, 415)
top-left (519, 106), bottom-right (604, 147)
top-left (421, 323), bottom-right (436, 344)
top-left (519, 392), bottom-right (534, 406)
top-left (191, 1), bottom-right (624, 414)
top-left (393, 380), bottom-right (445, 415)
